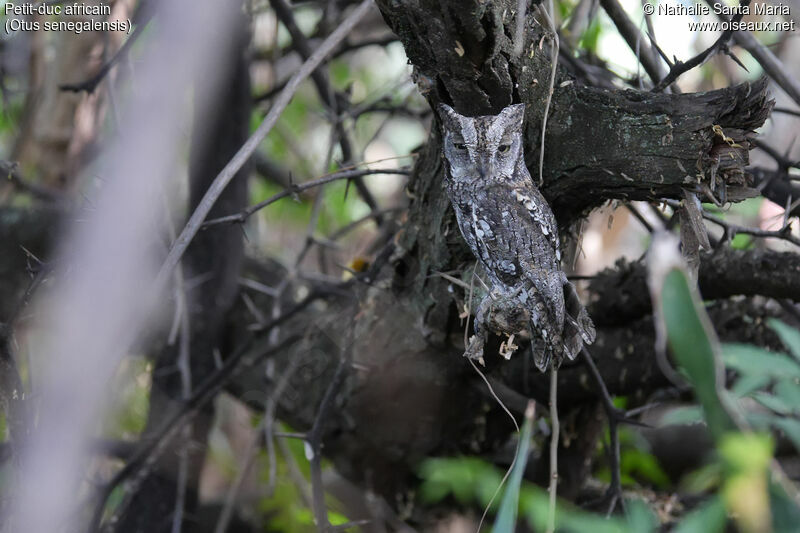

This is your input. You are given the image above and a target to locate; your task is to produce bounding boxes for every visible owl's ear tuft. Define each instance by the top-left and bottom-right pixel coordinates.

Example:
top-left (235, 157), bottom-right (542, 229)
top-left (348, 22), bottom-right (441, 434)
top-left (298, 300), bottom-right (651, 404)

top-left (498, 103), bottom-right (526, 128)
top-left (438, 103), bottom-right (463, 131)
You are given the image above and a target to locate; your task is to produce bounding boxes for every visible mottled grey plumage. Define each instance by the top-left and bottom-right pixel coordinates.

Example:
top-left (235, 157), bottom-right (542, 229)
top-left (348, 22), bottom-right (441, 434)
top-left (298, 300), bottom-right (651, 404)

top-left (439, 103), bottom-right (595, 371)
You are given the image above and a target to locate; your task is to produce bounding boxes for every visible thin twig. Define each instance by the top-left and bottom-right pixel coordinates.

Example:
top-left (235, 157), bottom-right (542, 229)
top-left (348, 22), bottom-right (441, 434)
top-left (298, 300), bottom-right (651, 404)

top-left (253, 36), bottom-right (399, 102)
top-left (599, 0), bottom-right (664, 85)
top-left (307, 357), bottom-right (349, 532)
top-left (536, 1), bottom-right (559, 187)
top-left (59, 5), bottom-right (154, 93)
top-left (663, 198), bottom-right (800, 247)
top-left (213, 355), bottom-right (302, 533)
top-left (513, 0), bottom-right (527, 57)
top-left (652, 0), bottom-right (752, 92)
top-left (773, 107), bottom-right (800, 118)
top-left (203, 168), bottom-right (410, 228)
top-left (270, 0), bottom-right (382, 221)
top-left (1, 160), bottom-right (65, 202)
top-left (88, 287), bottom-right (324, 532)
top-left (624, 203), bottom-right (654, 233)
top-left (581, 347), bottom-right (624, 515)
top-left (471, 357), bottom-right (521, 533)
top-left (327, 207), bottom-right (404, 241)
top-left (706, 0), bottom-right (800, 108)
top-left (546, 367), bottom-right (558, 533)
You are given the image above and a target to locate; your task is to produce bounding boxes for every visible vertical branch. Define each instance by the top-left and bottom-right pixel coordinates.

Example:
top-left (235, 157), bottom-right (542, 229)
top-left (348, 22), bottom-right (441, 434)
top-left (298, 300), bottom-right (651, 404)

top-left (535, 2), bottom-right (559, 187)
top-left (307, 349), bottom-right (350, 532)
top-left (171, 278), bottom-right (191, 533)
top-left (547, 367), bottom-right (559, 533)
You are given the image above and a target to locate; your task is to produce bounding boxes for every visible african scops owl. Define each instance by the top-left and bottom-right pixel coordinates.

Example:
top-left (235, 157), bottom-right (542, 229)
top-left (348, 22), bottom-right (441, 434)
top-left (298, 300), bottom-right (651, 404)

top-left (439, 103), bottom-right (595, 372)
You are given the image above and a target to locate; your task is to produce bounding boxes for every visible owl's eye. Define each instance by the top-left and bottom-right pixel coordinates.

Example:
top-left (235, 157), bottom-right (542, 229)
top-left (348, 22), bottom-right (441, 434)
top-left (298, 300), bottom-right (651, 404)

top-left (453, 142), bottom-right (466, 150)
top-left (498, 144), bottom-right (511, 153)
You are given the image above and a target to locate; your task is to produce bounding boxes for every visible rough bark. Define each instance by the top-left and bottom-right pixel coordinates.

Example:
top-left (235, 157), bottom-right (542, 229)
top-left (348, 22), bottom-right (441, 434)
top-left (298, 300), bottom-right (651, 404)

top-left (589, 247), bottom-right (800, 327)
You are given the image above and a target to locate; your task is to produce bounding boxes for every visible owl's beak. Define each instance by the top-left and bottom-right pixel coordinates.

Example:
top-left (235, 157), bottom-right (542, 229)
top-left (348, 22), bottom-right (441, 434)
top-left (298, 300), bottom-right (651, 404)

top-left (477, 159), bottom-right (495, 180)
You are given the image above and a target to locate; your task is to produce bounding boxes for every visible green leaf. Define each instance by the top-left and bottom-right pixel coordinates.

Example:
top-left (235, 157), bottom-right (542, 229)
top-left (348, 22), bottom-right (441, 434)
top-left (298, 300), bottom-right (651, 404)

top-left (620, 448), bottom-right (671, 488)
top-left (770, 480), bottom-right (800, 533)
top-left (520, 486), bottom-right (630, 533)
top-left (722, 344), bottom-right (800, 379)
top-left (624, 499), bottom-right (657, 532)
top-left (730, 233), bottom-right (753, 250)
top-left (774, 379), bottom-right (800, 411)
top-left (328, 510), bottom-right (350, 527)
top-left (768, 319), bottom-right (800, 362)
top-left (719, 433), bottom-right (773, 533)
top-left (492, 403), bottom-right (535, 533)
top-left (660, 268), bottom-right (736, 440)
top-left (681, 462), bottom-right (722, 494)
top-left (659, 405), bottom-right (704, 426)
top-left (752, 392), bottom-right (793, 415)
top-left (577, 18), bottom-right (602, 53)
top-left (772, 418), bottom-right (800, 454)
top-left (731, 374), bottom-right (771, 398)
top-left (673, 495), bottom-right (727, 533)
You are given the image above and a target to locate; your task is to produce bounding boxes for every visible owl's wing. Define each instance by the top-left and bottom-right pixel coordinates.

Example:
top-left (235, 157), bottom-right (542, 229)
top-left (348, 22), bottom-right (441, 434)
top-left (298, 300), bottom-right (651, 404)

top-left (452, 192), bottom-right (524, 287)
top-left (511, 187), bottom-right (560, 265)
top-left (506, 187), bottom-right (566, 328)
top-left (457, 184), bottom-right (565, 323)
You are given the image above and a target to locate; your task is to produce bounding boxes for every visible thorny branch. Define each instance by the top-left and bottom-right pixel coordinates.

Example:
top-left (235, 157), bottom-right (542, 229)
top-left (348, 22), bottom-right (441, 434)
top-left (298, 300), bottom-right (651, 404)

top-left (152, 0), bottom-right (374, 295)
top-left (88, 289), bottom-right (322, 532)
top-left (269, 0), bottom-right (382, 221)
top-left (652, 0), bottom-right (752, 92)
top-left (202, 167), bottom-right (410, 228)
top-left (662, 198), bottom-right (800, 248)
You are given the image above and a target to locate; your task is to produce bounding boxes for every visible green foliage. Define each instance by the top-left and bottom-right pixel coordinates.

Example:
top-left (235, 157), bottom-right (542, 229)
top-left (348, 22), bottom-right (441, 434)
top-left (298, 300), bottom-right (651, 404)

top-left (660, 268), bottom-right (736, 439)
top-left (722, 344), bottom-right (800, 379)
top-left (419, 456), bottom-right (503, 508)
top-left (258, 424), bottom-right (352, 532)
top-left (720, 318), bottom-right (800, 456)
top-left (578, 18), bottom-right (603, 53)
top-left (768, 318), bottom-right (800, 361)
top-left (653, 261), bottom-right (800, 532)
top-left (418, 265), bottom-right (800, 532)
top-left (673, 495), bottom-right (727, 533)
top-left (103, 359), bottom-right (151, 438)
top-left (719, 433), bottom-right (773, 533)
top-left (595, 427), bottom-right (670, 488)
top-left (420, 454), bottom-right (656, 533)
top-left (730, 233), bottom-right (753, 250)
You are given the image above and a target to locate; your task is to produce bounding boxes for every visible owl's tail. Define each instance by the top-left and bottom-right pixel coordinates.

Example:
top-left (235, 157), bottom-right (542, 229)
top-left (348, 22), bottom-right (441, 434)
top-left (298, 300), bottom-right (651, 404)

top-left (562, 281), bottom-right (596, 361)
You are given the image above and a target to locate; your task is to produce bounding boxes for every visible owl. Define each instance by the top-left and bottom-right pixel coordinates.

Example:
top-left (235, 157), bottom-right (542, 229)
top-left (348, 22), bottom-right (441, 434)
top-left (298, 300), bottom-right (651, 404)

top-left (438, 103), bottom-right (595, 371)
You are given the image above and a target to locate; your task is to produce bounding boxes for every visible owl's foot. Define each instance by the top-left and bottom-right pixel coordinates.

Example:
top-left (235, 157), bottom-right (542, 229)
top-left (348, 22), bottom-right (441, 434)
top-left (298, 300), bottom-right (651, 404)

top-left (464, 335), bottom-right (485, 366)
